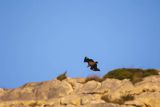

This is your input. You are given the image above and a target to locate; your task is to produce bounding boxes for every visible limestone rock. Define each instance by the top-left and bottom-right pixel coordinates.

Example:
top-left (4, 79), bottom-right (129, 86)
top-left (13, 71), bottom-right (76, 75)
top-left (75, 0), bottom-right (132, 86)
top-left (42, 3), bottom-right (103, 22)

top-left (0, 88), bottom-right (5, 97)
top-left (65, 78), bottom-right (83, 91)
top-left (126, 92), bottom-right (160, 107)
top-left (1, 75), bottom-right (160, 107)
top-left (0, 80), bottom-right (73, 101)
top-left (107, 79), bottom-right (134, 101)
top-left (79, 80), bottom-right (101, 94)
top-left (61, 95), bottom-right (81, 106)
top-left (87, 103), bottom-right (134, 107)
top-left (130, 75), bottom-right (160, 95)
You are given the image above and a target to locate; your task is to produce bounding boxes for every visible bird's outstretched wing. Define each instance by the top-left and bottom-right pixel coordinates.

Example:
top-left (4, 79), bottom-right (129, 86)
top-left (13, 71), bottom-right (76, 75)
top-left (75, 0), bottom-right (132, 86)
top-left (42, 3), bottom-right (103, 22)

top-left (90, 64), bottom-right (100, 71)
top-left (93, 68), bottom-right (100, 71)
top-left (84, 57), bottom-right (94, 62)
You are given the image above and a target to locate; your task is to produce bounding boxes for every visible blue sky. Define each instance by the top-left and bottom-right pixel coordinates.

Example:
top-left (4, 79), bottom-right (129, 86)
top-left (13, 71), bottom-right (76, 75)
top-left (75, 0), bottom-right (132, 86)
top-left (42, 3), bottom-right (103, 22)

top-left (0, 0), bottom-right (160, 88)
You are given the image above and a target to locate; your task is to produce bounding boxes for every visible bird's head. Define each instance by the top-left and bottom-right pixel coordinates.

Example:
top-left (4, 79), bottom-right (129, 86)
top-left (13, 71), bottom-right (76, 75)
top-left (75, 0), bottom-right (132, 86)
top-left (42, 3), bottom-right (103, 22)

top-left (84, 57), bottom-right (89, 62)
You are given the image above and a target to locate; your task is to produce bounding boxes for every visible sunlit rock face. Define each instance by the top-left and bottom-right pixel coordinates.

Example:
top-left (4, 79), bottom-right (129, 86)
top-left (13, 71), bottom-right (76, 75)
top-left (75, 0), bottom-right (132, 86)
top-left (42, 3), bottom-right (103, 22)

top-left (1, 76), bottom-right (160, 107)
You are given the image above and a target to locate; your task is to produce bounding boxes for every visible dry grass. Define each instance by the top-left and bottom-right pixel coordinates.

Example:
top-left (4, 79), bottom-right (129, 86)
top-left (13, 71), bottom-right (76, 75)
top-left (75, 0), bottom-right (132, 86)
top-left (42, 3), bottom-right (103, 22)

top-left (85, 75), bottom-right (103, 82)
top-left (101, 94), bottom-right (134, 105)
top-left (56, 72), bottom-right (67, 81)
top-left (29, 101), bottom-right (42, 107)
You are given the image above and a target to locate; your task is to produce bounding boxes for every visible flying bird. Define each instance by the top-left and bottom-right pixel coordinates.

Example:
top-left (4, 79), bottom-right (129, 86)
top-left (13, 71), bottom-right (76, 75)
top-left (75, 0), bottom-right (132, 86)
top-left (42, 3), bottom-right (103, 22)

top-left (84, 57), bottom-right (100, 71)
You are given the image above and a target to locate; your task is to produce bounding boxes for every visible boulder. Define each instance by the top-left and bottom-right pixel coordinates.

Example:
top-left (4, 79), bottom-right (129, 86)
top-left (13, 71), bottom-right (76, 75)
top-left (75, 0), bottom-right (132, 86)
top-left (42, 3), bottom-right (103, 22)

top-left (1, 75), bottom-right (160, 107)
top-left (0, 80), bottom-right (73, 101)
top-left (78, 80), bottom-right (101, 94)
top-left (87, 103), bottom-right (134, 107)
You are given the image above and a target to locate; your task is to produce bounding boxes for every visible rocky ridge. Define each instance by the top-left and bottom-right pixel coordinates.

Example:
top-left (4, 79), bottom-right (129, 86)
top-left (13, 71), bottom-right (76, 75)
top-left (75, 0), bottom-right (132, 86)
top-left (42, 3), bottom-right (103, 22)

top-left (1, 75), bottom-right (160, 107)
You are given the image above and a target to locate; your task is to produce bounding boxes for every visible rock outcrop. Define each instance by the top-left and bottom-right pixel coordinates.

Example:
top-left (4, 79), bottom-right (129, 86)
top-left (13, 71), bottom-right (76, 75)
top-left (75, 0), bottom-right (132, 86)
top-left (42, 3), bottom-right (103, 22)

top-left (1, 75), bottom-right (160, 107)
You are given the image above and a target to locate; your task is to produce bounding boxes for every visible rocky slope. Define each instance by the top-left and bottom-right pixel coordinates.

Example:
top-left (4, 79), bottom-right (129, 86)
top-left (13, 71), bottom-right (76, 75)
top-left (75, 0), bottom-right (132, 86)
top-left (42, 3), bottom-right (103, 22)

top-left (1, 75), bottom-right (160, 107)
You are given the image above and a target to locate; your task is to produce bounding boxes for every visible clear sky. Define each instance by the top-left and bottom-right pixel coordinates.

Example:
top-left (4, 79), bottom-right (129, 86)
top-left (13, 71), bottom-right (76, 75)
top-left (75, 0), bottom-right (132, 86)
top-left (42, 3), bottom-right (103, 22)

top-left (0, 0), bottom-right (160, 88)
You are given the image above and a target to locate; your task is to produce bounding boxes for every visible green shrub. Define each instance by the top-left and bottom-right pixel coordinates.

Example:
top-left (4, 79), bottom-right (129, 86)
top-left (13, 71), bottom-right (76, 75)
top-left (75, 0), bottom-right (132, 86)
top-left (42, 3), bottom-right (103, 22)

top-left (103, 68), bottom-right (159, 84)
top-left (143, 69), bottom-right (159, 77)
top-left (103, 68), bottom-right (133, 80)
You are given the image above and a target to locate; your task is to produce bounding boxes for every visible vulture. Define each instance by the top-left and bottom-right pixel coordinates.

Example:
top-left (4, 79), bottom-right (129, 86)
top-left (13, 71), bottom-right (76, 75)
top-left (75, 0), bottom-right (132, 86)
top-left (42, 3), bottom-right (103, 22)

top-left (84, 57), bottom-right (100, 71)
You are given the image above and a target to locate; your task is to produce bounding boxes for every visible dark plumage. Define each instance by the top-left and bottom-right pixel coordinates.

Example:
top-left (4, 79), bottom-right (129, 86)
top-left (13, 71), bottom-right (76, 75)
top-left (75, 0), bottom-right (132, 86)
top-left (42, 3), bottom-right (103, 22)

top-left (84, 57), bottom-right (100, 71)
